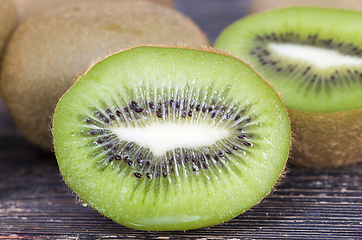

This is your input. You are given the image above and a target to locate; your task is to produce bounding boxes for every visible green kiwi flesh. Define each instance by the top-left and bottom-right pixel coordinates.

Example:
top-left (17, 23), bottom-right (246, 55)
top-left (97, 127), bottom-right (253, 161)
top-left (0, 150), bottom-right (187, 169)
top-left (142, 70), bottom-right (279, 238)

top-left (0, 0), bottom-right (209, 150)
top-left (52, 46), bottom-right (291, 231)
top-left (248, 0), bottom-right (362, 15)
top-left (215, 7), bottom-right (362, 167)
top-left (215, 7), bottom-right (362, 113)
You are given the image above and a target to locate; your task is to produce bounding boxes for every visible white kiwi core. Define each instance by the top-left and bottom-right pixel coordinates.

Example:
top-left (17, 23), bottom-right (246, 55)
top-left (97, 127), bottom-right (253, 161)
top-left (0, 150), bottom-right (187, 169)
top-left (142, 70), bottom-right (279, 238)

top-left (110, 122), bottom-right (229, 156)
top-left (268, 43), bottom-right (362, 69)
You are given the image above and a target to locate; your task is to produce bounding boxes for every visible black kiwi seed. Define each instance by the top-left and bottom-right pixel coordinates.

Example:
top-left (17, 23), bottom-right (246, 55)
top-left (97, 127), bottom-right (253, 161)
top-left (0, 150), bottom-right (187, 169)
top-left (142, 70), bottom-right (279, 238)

top-left (238, 134), bottom-right (246, 139)
top-left (149, 101), bottom-right (155, 109)
top-left (156, 111), bottom-right (162, 118)
top-left (106, 109), bottom-right (115, 120)
top-left (134, 172), bottom-right (142, 178)
top-left (116, 109), bottom-right (122, 116)
top-left (134, 107), bottom-right (144, 113)
top-left (182, 110), bottom-right (186, 118)
top-left (243, 142), bottom-right (252, 147)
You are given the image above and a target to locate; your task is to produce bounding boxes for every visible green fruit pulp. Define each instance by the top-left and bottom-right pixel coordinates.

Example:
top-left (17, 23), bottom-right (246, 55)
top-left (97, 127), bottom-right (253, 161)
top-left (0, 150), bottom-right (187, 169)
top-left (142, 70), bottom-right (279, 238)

top-left (215, 7), bottom-right (362, 113)
top-left (53, 46), bottom-right (290, 231)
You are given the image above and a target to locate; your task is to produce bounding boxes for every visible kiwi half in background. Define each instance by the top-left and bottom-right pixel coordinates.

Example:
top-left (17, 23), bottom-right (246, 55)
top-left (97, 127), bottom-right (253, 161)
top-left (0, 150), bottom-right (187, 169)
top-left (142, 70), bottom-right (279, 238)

top-left (248, 0), bottom-right (362, 14)
top-left (215, 7), bottom-right (362, 168)
top-left (52, 46), bottom-right (291, 231)
top-left (0, 0), bottom-right (209, 150)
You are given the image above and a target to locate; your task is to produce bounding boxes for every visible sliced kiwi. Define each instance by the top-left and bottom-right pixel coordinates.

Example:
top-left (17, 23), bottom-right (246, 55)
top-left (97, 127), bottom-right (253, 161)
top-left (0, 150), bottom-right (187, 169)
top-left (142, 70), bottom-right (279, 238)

top-left (215, 7), bottom-right (362, 167)
top-left (52, 46), bottom-right (291, 231)
top-left (0, 0), bottom-right (209, 150)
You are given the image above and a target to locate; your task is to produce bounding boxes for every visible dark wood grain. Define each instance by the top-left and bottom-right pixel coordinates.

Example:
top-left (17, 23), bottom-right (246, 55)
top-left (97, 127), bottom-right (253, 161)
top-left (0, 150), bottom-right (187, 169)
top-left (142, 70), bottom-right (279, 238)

top-left (1, 0), bottom-right (362, 239)
top-left (1, 137), bottom-right (362, 239)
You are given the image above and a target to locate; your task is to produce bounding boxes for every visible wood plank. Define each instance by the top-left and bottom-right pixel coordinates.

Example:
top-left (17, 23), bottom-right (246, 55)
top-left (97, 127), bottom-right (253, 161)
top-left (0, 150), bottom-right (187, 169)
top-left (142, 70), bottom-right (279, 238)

top-left (1, 137), bottom-right (362, 239)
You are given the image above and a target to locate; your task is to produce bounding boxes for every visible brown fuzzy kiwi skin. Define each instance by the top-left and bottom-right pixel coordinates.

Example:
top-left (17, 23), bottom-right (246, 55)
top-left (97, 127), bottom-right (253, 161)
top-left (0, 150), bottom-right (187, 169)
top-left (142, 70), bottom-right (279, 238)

top-left (0, 0), bottom-right (18, 69)
top-left (2, 0), bottom-right (173, 66)
top-left (248, 0), bottom-right (362, 14)
top-left (12, 0), bottom-right (174, 22)
top-left (287, 108), bottom-right (362, 168)
top-left (0, 0), bottom-right (209, 150)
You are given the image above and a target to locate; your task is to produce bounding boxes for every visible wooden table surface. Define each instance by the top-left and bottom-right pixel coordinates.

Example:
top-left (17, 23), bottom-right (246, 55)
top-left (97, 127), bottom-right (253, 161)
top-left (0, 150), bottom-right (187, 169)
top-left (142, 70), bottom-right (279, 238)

top-left (1, 1), bottom-right (362, 239)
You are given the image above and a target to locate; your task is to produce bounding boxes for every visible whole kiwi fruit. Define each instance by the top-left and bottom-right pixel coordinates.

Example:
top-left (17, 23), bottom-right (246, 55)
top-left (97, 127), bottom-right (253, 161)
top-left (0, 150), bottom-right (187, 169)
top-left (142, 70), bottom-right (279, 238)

top-left (0, 0), bottom-right (17, 68)
top-left (248, 0), bottom-right (362, 14)
top-left (0, 0), bottom-right (209, 150)
top-left (12, 0), bottom-right (174, 22)
top-left (215, 7), bottom-right (362, 168)
top-left (0, 0), bottom-right (173, 69)
top-left (52, 45), bottom-right (291, 231)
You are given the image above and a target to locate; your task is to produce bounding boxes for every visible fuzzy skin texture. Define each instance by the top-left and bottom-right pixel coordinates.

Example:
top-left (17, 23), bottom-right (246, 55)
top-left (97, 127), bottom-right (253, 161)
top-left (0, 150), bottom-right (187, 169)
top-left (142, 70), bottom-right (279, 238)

top-left (0, 0), bottom-right (17, 68)
top-left (288, 108), bottom-right (362, 168)
top-left (2, 0), bottom-right (173, 65)
top-left (0, 0), bottom-right (209, 150)
top-left (248, 0), bottom-right (362, 14)
top-left (13, 0), bottom-right (174, 22)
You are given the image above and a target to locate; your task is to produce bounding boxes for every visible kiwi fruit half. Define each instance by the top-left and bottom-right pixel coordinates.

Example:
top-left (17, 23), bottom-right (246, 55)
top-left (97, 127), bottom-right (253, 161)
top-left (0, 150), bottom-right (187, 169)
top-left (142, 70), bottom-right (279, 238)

top-left (248, 0), bottom-right (362, 14)
top-left (0, 0), bottom-right (209, 150)
top-left (215, 7), bottom-right (362, 168)
top-left (52, 46), bottom-right (291, 231)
